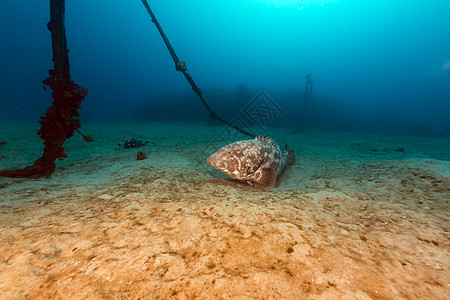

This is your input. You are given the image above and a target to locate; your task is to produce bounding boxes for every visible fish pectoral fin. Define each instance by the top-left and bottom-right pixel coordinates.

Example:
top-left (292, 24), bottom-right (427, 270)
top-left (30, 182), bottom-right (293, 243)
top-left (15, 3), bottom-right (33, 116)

top-left (251, 167), bottom-right (277, 188)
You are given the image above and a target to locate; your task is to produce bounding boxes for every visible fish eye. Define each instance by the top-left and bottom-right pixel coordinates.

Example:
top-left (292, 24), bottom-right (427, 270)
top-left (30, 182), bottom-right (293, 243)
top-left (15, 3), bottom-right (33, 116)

top-left (227, 151), bottom-right (233, 156)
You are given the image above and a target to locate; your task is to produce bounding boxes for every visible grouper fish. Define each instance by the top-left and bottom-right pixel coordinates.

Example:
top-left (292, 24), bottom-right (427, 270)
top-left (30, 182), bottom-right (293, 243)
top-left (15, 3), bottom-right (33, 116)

top-left (207, 136), bottom-right (295, 188)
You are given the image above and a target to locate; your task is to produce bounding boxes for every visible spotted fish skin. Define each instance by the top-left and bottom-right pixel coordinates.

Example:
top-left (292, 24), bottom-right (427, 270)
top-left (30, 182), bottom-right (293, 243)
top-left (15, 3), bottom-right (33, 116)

top-left (207, 137), bottom-right (294, 188)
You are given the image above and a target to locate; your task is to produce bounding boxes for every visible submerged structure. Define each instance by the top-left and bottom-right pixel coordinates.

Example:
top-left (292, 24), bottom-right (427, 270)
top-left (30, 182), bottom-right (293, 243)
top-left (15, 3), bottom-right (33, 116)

top-left (0, 1), bottom-right (449, 299)
top-left (0, 0), bottom-right (91, 178)
top-left (0, 0), bottom-right (252, 179)
top-left (293, 74), bottom-right (320, 133)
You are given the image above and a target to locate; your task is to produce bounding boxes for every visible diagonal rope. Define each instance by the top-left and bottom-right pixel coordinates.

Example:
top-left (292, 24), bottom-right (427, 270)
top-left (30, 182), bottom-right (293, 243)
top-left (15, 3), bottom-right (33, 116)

top-left (140, 0), bottom-right (254, 138)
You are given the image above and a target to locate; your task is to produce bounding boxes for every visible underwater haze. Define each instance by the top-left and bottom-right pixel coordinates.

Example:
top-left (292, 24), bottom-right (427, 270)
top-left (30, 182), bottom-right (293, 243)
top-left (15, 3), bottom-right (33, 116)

top-left (2, 1), bottom-right (450, 298)
top-left (1, 0), bottom-right (449, 136)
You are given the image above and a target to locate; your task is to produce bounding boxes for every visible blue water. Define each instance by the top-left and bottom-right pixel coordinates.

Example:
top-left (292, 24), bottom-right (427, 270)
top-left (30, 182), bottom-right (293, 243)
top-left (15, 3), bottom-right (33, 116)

top-left (1, 3), bottom-right (450, 297)
top-left (1, 0), bottom-right (449, 136)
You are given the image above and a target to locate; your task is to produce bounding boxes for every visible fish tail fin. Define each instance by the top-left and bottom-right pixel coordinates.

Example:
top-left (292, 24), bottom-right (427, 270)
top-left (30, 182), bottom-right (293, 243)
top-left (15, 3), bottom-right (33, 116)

top-left (283, 144), bottom-right (296, 165)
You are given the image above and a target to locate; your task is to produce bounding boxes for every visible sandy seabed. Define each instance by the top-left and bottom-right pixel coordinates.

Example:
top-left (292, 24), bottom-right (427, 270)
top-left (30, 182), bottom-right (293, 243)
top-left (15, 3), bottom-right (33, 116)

top-left (0, 122), bottom-right (449, 299)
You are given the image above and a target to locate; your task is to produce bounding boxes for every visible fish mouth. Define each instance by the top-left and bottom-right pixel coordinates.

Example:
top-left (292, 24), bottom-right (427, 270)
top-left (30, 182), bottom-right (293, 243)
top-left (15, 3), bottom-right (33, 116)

top-left (206, 155), bottom-right (215, 166)
top-left (207, 153), bottom-right (235, 176)
top-left (207, 154), bottom-right (221, 170)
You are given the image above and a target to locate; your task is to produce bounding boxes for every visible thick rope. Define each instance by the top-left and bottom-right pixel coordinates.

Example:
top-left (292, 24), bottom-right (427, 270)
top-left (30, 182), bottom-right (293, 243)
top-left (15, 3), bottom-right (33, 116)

top-left (0, 0), bottom-right (91, 178)
top-left (141, 0), bottom-right (254, 138)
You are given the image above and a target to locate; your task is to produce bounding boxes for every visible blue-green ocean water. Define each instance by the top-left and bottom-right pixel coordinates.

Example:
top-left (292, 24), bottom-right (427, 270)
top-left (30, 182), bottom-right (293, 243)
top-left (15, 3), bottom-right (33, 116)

top-left (1, 0), bottom-right (449, 137)
top-left (0, 2), bottom-right (450, 298)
